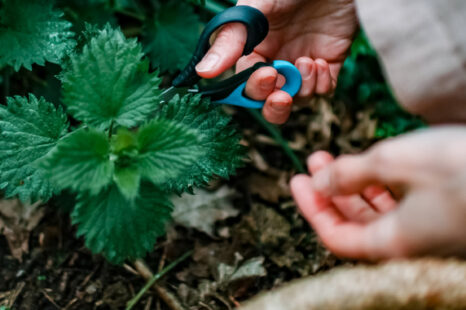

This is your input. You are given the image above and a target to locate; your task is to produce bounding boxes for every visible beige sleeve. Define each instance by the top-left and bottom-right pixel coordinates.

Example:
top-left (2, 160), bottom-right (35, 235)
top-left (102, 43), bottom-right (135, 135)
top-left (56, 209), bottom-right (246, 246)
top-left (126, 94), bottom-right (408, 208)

top-left (355, 0), bottom-right (466, 123)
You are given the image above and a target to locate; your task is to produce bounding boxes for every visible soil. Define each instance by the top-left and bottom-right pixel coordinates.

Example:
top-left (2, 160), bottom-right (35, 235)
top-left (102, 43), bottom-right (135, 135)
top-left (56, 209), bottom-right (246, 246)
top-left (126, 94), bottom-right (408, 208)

top-left (0, 97), bottom-right (376, 310)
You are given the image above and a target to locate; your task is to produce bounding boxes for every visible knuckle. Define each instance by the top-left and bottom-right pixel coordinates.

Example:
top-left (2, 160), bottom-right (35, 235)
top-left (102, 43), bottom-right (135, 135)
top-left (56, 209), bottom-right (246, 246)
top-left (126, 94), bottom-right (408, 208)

top-left (216, 24), bottom-right (246, 47)
top-left (330, 156), bottom-right (352, 192)
top-left (367, 144), bottom-right (392, 169)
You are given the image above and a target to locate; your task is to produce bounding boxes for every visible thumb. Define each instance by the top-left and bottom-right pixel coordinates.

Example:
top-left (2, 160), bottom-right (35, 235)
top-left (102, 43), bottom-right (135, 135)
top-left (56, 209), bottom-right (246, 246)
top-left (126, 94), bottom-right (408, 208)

top-left (195, 23), bottom-right (247, 79)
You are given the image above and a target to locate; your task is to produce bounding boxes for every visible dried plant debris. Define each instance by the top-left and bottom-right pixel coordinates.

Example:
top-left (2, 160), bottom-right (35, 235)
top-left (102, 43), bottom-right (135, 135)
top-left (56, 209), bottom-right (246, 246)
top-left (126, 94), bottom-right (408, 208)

top-left (0, 199), bottom-right (44, 261)
top-left (172, 186), bottom-right (240, 236)
top-left (246, 173), bottom-right (291, 204)
top-left (178, 254), bottom-right (267, 309)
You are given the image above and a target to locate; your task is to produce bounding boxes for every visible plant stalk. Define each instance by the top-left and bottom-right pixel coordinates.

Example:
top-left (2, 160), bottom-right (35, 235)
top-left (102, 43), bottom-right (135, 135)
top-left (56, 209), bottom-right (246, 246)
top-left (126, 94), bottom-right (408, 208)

top-left (204, 0), bottom-right (228, 14)
top-left (113, 7), bottom-right (145, 21)
top-left (248, 109), bottom-right (305, 173)
top-left (126, 250), bottom-right (193, 310)
top-left (108, 121), bottom-right (115, 139)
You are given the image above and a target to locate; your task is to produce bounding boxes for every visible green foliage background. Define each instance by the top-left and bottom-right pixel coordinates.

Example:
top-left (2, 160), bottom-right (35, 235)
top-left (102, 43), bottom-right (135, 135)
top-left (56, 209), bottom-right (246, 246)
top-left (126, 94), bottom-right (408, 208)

top-left (335, 31), bottom-right (425, 138)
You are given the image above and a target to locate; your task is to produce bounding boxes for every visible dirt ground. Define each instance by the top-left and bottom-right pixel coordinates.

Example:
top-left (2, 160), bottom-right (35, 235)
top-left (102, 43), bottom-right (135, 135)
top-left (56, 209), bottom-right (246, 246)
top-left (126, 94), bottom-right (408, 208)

top-left (0, 97), bottom-right (377, 310)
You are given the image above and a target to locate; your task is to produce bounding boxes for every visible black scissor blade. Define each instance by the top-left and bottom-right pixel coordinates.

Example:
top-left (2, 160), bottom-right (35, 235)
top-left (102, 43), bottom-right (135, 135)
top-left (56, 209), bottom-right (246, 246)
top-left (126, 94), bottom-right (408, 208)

top-left (197, 62), bottom-right (271, 101)
top-left (159, 86), bottom-right (190, 104)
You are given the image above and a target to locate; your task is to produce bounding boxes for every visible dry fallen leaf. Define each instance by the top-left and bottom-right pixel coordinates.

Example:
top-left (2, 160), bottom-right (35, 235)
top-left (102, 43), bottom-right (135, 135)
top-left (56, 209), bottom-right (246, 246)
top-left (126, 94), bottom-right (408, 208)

top-left (234, 203), bottom-right (291, 249)
top-left (0, 199), bottom-right (44, 261)
top-left (247, 173), bottom-right (291, 204)
top-left (215, 256), bottom-right (267, 287)
top-left (307, 97), bottom-right (340, 151)
top-left (171, 186), bottom-right (240, 236)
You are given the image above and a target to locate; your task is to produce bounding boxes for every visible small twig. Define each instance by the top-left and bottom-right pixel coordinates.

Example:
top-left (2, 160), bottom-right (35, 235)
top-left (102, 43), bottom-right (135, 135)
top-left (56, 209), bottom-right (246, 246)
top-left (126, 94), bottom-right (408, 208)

top-left (144, 296), bottom-right (153, 310)
top-left (154, 286), bottom-right (185, 310)
top-left (248, 109), bottom-right (305, 173)
top-left (133, 259), bottom-right (186, 310)
top-left (126, 251), bottom-right (193, 310)
top-left (62, 297), bottom-right (78, 310)
top-left (41, 289), bottom-right (60, 309)
top-left (123, 263), bottom-right (140, 276)
top-left (212, 293), bottom-right (232, 310)
top-left (3, 282), bottom-right (25, 308)
top-left (133, 259), bottom-right (153, 280)
top-left (199, 301), bottom-right (214, 310)
top-left (78, 266), bottom-right (98, 289)
top-left (157, 245), bottom-right (168, 272)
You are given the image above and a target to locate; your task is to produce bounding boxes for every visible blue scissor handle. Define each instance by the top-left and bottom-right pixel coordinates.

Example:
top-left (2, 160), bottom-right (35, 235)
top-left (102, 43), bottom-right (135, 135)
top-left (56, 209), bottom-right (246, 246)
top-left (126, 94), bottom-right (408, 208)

top-left (214, 60), bottom-right (303, 109)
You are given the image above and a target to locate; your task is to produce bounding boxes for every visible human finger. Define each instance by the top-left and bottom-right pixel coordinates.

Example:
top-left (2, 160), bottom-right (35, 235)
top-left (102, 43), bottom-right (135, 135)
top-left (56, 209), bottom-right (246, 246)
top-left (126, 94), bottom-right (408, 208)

top-left (307, 152), bottom-right (379, 222)
top-left (196, 23), bottom-right (247, 78)
top-left (306, 151), bottom-right (334, 175)
top-left (315, 59), bottom-right (332, 95)
top-left (290, 174), bottom-right (344, 225)
top-left (236, 52), bottom-right (267, 73)
top-left (262, 90), bottom-right (293, 124)
top-left (244, 66), bottom-right (278, 101)
top-left (362, 185), bottom-right (398, 213)
top-left (291, 174), bottom-right (405, 259)
top-left (295, 57), bottom-right (316, 98)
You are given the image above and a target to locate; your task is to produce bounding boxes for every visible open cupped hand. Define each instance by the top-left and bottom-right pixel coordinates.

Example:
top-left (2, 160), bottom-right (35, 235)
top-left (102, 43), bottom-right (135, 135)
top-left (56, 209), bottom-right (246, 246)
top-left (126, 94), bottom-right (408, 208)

top-left (291, 126), bottom-right (466, 260)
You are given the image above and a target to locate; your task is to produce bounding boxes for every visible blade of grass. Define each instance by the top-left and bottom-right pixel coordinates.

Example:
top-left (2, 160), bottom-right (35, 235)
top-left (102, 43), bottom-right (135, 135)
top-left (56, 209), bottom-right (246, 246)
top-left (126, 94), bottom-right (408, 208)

top-left (248, 109), bottom-right (305, 173)
top-left (126, 250), bottom-right (193, 310)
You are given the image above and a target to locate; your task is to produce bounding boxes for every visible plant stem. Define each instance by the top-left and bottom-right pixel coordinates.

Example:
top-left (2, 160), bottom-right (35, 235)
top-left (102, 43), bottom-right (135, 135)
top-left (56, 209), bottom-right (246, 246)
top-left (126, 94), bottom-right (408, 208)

top-left (248, 109), bottom-right (305, 173)
top-left (204, 0), bottom-right (228, 14)
top-left (108, 121), bottom-right (115, 139)
top-left (113, 7), bottom-right (145, 21)
top-left (126, 250), bottom-right (193, 310)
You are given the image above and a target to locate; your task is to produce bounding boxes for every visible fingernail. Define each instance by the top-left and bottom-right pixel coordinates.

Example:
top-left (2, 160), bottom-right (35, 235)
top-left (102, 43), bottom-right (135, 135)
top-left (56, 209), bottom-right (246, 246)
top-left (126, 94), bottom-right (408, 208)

top-left (196, 53), bottom-right (220, 72)
top-left (297, 62), bottom-right (312, 80)
top-left (315, 59), bottom-right (326, 74)
top-left (312, 169), bottom-right (331, 196)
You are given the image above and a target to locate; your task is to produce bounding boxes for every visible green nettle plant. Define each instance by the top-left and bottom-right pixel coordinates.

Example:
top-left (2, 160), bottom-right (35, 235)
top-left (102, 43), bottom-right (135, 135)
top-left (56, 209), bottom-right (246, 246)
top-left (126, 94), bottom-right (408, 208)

top-left (0, 0), bottom-right (244, 264)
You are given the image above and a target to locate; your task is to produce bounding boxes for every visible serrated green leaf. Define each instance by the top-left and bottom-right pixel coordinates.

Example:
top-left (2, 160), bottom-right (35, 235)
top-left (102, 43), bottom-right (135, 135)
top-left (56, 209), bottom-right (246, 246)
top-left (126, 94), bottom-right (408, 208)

top-left (61, 24), bottom-right (162, 130)
top-left (72, 183), bottom-right (173, 264)
top-left (0, 95), bottom-right (69, 202)
top-left (0, 0), bottom-right (76, 71)
top-left (143, 1), bottom-right (202, 72)
top-left (40, 128), bottom-right (114, 195)
top-left (137, 118), bottom-right (201, 186)
top-left (113, 166), bottom-right (140, 200)
top-left (141, 94), bottom-right (245, 194)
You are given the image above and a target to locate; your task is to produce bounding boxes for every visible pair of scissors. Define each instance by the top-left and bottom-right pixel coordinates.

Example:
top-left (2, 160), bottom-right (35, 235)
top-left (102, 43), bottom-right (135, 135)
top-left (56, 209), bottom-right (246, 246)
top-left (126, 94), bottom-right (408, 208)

top-left (161, 5), bottom-right (302, 109)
